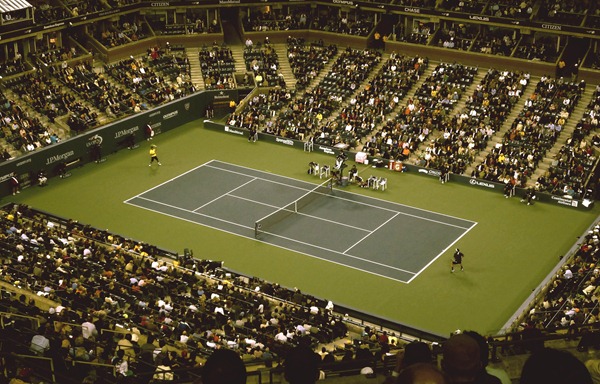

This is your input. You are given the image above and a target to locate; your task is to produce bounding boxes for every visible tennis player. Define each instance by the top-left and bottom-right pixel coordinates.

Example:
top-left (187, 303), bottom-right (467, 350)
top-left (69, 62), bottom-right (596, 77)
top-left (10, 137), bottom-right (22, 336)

top-left (451, 248), bottom-right (464, 272)
top-left (149, 144), bottom-right (161, 166)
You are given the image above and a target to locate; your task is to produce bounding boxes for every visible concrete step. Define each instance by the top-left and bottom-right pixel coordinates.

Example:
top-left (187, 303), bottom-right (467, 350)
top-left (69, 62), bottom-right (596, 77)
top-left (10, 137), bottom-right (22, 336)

top-left (185, 47), bottom-right (205, 90)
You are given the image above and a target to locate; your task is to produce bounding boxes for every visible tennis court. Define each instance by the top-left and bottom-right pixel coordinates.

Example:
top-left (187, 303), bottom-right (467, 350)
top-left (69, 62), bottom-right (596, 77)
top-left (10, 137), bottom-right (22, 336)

top-left (125, 160), bottom-right (477, 283)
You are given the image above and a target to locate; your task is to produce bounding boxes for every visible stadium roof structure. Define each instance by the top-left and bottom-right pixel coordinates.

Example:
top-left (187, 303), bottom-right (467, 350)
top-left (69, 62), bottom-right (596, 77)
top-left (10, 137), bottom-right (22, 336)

top-left (0, 0), bottom-right (32, 13)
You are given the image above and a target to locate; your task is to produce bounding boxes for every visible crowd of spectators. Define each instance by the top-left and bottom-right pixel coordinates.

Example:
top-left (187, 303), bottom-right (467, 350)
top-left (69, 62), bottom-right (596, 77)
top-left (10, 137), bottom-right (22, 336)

top-left (537, 0), bottom-right (588, 25)
top-left (309, 9), bottom-right (372, 36)
top-left (92, 17), bottom-right (146, 48)
top-left (521, 224), bottom-right (600, 333)
top-left (0, 199), bottom-right (598, 383)
top-left (33, 2), bottom-right (73, 25)
top-left (104, 48), bottom-right (194, 110)
top-left (364, 62), bottom-right (476, 164)
top-left (486, 0), bottom-right (534, 18)
top-left (435, 22), bottom-right (478, 51)
top-left (425, 69), bottom-right (529, 176)
top-left (53, 61), bottom-right (125, 121)
top-left (0, 54), bottom-right (27, 79)
top-left (438, 0), bottom-right (486, 14)
top-left (146, 50), bottom-right (195, 96)
top-left (286, 37), bottom-right (338, 91)
top-left (471, 28), bottom-right (518, 56)
top-left (0, 89), bottom-right (57, 153)
top-left (0, 203), bottom-right (376, 383)
top-left (537, 83), bottom-right (598, 199)
top-left (242, 7), bottom-right (311, 32)
top-left (269, 48), bottom-right (381, 146)
top-left (199, 44), bottom-right (236, 90)
top-left (395, 21), bottom-right (432, 45)
top-left (514, 35), bottom-right (561, 63)
top-left (332, 54), bottom-right (427, 152)
top-left (33, 0), bottom-right (142, 25)
top-left (6, 70), bottom-right (73, 124)
top-left (30, 44), bottom-right (85, 67)
top-left (243, 41), bottom-right (285, 88)
top-left (473, 76), bottom-right (582, 188)
top-left (227, 88), bottom-right (294, 136)
top-left (63, 0), bottom-right (107, 18)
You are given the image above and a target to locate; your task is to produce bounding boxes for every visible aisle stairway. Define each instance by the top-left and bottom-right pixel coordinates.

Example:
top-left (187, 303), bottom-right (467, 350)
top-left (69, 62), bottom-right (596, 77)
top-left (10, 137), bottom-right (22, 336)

top-left (185, 47), bottom-right (205, 90)
top-left (230, 45), bottom-right (249, 77)
top-left (271, 43), bottom-right (296, 89)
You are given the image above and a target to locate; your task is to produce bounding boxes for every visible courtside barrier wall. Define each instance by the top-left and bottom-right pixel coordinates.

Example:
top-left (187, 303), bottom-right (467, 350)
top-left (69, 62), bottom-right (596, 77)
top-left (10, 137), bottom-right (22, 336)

top-left (204, 121), bottom-right (594, 210)
top-left (0, 90), bottom-right (238, 197)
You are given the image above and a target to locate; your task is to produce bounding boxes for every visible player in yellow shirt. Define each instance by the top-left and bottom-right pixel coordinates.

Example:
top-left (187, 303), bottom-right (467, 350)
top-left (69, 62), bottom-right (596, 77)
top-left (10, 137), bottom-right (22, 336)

top-left (149, 144), bottom-right (161, 166)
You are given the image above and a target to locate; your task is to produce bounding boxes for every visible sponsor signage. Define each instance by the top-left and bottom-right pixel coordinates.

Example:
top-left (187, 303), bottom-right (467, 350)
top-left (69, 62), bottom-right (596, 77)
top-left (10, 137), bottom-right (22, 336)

top-left (469, 178), bottom-right (496, 189)
top-left (114, 126), bottom-right (139, 139)
top-left (317, 146), bottom-right (336, 155)
top-left (16, 158), bottom-right (32, 167)
top-left (86, 134), bottom-right (103, 147)
top-left (163, 110), bottom-right (179, 120)
top-left (1, 0), bottom-right (599, 42)
top-left (224, 126), bottom-right (245, 135)
top-left (417, 168), bottom-right (441, 177)
top-left (275, 137), bottom-right (295, 146)
top-left (551, 195), bottom-right (579, 208)
top-left (46, 150), bottom-right (75, 165)
top-left (0, 172), bottom-right (14, 183)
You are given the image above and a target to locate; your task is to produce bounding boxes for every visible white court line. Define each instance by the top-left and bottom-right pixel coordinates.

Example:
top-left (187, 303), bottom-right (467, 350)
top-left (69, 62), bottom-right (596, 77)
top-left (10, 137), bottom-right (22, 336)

top-left (127, 196), bottom-right (409, 283)
top-left (209, 159), bottom-right (478, 225)
top-left (228, 193), bottom-right (371, 233)
top-left (206, 160), bottom-right (476, 230)
top-left (135, 196), bottom-right (255, 231)
top-left (123, 159), bottom-right (214, 203)
top-left (193, 178), bottom-right (258, 212)
top-left (344, 212), bottom-right (400, 254)
top-left (406, 221), bottom-right (478, 284)
top-left (127, 195), bottom-right (415, 276)
top-left (126, 159), bottom-right (476, 283)
top-left (204, 163), bottom-right (324, 194)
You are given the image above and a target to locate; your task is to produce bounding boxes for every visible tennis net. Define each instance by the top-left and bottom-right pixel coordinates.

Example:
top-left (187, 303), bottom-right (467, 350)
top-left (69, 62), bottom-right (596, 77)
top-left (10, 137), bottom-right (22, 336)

top-left (254, 178), bottom-right (333, 238)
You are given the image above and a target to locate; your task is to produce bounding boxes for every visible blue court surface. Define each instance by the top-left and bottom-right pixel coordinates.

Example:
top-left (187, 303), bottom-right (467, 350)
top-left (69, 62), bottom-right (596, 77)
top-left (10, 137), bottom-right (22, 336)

top-left (125, 160), bottom-right (477, 283)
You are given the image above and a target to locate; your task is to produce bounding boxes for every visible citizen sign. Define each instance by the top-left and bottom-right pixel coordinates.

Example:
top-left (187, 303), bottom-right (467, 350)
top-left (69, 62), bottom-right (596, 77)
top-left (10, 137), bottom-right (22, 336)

top-left (542, 24), bottom-right (562, 30)
top-left (469, 179), bottom-right (496, 189)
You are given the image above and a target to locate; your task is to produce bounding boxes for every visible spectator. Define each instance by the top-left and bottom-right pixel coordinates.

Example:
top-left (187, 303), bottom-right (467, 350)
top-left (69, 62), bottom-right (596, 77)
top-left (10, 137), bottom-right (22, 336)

top-left (284, 345), bottom-right (321, 384)
top-left (520, 348), bottom-right (592, 384)
top-left (202, 349), bottom-right (247, 384)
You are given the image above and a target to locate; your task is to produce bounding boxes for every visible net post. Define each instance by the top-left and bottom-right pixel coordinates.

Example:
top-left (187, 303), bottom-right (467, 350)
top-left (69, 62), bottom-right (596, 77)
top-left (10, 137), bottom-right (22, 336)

top-left (255, 222), bottom-right (260, 238)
